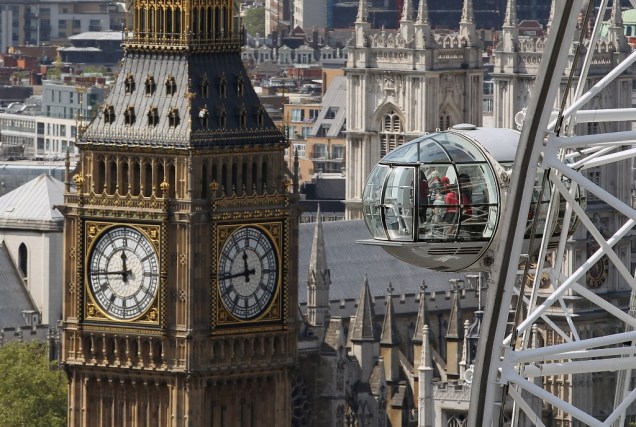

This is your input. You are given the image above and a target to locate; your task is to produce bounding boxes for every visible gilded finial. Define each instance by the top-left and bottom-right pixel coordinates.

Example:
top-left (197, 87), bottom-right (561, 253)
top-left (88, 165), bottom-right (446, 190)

top-left (210, 180), bottom-right (219, 193)
top-left (160, 180), bottom-right (170, 195)
top-left (283, 176), bottom-right (292, 191)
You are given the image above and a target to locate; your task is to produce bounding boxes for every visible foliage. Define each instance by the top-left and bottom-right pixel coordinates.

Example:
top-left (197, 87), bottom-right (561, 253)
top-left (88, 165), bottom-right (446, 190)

top-left (243, 7), bottom-right (265, 37)
top-left (81, 65), bottom-right (107, 75)
top-left (0, 341), bottom-right (67, 427)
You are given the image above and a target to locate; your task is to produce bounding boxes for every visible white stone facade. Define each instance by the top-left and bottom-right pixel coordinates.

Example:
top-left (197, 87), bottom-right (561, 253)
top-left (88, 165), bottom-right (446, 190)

top-left (344, 0), bottom-right (484, 219)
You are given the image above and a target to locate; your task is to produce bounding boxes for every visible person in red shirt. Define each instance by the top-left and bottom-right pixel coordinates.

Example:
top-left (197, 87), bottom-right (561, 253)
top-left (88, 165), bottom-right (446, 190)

top-left (443, 179), bottom-right (459, 223)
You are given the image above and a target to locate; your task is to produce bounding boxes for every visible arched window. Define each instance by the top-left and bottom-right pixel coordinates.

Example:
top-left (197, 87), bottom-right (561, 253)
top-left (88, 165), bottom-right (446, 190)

top-left (18, 243), bottom-right (27, 277)
top-left (379, 110), bottom-right (404, 157)
top-left (439, 109), bottom-right (452, 130)
top-left (201, 74), bottom-right (209, 97)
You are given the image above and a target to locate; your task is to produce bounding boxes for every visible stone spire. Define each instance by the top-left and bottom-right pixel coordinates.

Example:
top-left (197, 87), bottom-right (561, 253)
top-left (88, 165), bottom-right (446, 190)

top-left (445, 280), bottom-right (463, 380)
top-left (418, 325), bottom-right (434, 427)
top-left (354, 0), bottom-right (371, 48)
top-left (306, 205), bottom-right (331, 327)
top-left (501, 0), bottom-right (518, 52)
top-left (459, 0), bottom-right (477, 46)
top-left (380, 284), bottom-right (400, 345)
top-left (351, 275), bottom-right (376, 342)
top-left (399, 0), bottom-right (415, 42)
top-left (356, 0), bottom-right (368, 23)
top-left (415, 0), bottom-right (435, 49)
top-left (380, 284), bottom-right (400, 382)
top-left (416, 0), bottom-right (429, 25)
top-left (607, 0), bottom-right (629, 52)
top-left (503, 0), bottom-right (517, 27)
top-left (546, 0), bottom-right (555, 35)
top-left (351, 275), bottom-right (378, 381)
top-left (412, 281), bottom-right (429, 365)
top-left (401, 0), bottom-right (413, 21)
top-left (460, 319), bottom-right (470, 379)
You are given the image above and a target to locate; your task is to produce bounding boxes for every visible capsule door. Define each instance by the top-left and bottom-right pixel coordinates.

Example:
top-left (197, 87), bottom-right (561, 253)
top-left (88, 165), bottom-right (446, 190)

top-left (363, 165), bottom-right (418, 241)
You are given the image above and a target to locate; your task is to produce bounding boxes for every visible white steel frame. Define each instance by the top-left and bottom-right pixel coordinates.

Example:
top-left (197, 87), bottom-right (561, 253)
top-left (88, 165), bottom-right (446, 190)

top-left (468, 0), bottom-right (636, 426)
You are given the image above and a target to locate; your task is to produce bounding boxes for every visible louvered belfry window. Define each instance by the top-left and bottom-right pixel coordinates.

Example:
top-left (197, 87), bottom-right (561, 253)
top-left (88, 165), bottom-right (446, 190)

top-left (380, 110), bottom-right (404, 157)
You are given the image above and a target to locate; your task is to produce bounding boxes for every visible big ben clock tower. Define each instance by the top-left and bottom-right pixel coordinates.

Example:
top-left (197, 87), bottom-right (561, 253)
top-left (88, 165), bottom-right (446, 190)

top-left (59, 1), bottom-right (299, 425)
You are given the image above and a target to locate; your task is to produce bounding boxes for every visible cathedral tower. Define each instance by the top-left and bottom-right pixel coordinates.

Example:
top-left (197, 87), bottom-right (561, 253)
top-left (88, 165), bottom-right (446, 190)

top-left (345, 0), bottom-right (483, 219)
top-left (59, 1), bottom-right (299, 425)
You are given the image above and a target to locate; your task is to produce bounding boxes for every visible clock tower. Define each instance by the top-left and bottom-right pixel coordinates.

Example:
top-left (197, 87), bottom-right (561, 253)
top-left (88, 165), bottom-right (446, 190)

top-left (59, 0), bottom-right (299, 425)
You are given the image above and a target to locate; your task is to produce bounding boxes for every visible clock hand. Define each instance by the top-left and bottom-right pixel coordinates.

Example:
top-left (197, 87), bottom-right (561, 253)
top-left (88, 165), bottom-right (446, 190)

top-left (121, 252), bottom-right (130, 283)
top-left (90, 270), bottom-right (130, 276)
top-left (220, 270), bottom-right (254, 280)
top-left (242, 251), bottom-right (250, 282)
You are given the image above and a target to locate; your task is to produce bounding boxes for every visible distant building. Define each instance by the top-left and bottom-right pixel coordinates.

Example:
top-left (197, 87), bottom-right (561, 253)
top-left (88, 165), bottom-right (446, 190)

top-left (0, 174), bottom-right (65, 327)
top-left (0, 74), bottom-right (108, 159)
top-left (58, 31), bottom-right (124, 65)
top-left (0, 0), bottom-right (125, 54)
top-left (293, 0), bottom-right (328, 29)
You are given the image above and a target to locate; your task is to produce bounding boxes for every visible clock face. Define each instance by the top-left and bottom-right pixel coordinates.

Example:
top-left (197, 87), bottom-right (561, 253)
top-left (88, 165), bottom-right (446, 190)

top-left (218, 226), bottom-right (279, 320)
top-left (87, 226), bottom-right (159, 321)
top-left (586, 244), bottom-right (609, 289)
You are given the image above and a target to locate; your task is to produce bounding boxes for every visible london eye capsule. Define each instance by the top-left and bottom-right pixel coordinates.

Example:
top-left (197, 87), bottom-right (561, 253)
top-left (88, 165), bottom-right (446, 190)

top-left (359, 124), bottom-right (571, 271)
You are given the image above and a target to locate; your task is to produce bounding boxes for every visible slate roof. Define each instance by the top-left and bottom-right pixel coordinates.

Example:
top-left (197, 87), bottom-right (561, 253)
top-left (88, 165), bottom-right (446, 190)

top-left (0, 242), bottom-right (35, 328)
top-left (0, 174), bottom-right (64, 231)
top-left (80, 51), bottom-right (284, 149)
top-left (297, 220), bottom-right (467, 303)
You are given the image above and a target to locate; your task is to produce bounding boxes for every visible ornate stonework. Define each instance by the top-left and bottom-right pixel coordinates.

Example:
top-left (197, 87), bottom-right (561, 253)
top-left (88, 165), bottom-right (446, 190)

top-left (344, 0), bottom-right (484, 219)
top-left (60, 0), bottom-right (299, 425)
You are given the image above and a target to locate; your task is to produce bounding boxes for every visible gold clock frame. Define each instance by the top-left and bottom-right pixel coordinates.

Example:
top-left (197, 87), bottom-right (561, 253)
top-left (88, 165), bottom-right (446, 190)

top-left (213, 222), bottom-right (284, 329)
top-left (83, 221), bottom-right (164, 325)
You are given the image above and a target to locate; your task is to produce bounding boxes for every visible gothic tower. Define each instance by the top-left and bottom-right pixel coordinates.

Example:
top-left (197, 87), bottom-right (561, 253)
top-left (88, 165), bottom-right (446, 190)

top-left (59, 1), bottom-right (299, 425)
top-left (345, 0), bottom-right (484, 219)
top-left (306, 204), bottom-right (331, 327)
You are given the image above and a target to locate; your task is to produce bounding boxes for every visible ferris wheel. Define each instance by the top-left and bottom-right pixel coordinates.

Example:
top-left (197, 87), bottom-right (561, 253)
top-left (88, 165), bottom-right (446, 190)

top-left (359, 0), bottom-right (636, 425)
top-left (469, 0), bottom-right (636, 425)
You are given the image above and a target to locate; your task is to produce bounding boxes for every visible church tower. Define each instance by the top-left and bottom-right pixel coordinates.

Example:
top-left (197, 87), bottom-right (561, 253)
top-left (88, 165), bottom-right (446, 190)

top-left (306, 205), bottom-right (331, 327)
top-left (59, 0), bottom-right (299, 425)
top-left (345, 0), bottom-right (484, 219)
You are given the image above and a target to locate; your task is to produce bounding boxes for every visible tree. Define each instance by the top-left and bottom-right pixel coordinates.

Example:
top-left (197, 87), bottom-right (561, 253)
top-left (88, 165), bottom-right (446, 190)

top-left (243, 7), bottom-right (265, 38)
top-left (0, 341), bottom-right (67, 427)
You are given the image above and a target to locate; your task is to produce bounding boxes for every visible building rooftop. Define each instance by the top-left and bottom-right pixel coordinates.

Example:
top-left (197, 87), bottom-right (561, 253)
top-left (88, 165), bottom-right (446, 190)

top-left (0, 173), bottom-right (65, 230)
top-left (68, 31), bottom-right (124, 41)
top-left (297, 220), bottom-right (468, 303)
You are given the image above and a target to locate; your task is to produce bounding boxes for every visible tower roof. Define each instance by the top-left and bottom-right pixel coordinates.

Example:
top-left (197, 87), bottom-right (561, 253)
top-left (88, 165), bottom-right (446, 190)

top-left (350, 275), bottom-right (377, 342)
top-left (412, 285), bottom-right (429, 344)
top-left (380, 285), bottom-right (400, 345)
top-left (0, 174), bottom-right (64, 230)
top-left (80, 53), bottom-right (284, 150)
top-left (308, 204), bottom-right (329, 286)
top-left (446, 282), bottom-right (463, 339)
